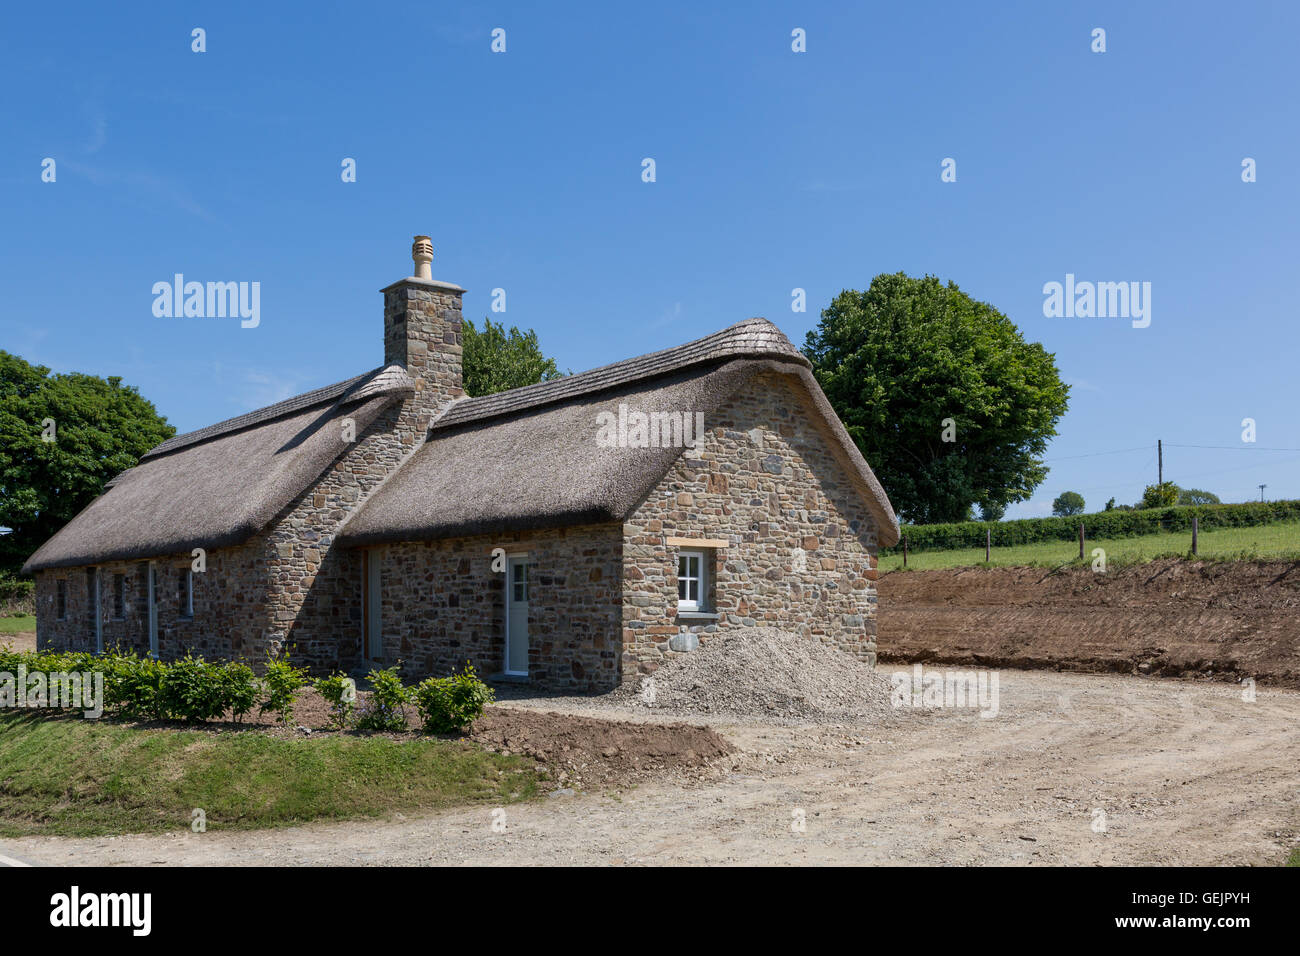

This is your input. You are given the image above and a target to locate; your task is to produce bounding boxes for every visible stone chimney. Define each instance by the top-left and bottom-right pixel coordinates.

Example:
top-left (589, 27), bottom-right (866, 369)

top-left (381, 236), bottom-right (464, 421)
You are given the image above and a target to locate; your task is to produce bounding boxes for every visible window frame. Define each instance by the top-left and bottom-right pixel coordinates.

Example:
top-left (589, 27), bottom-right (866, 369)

top-left (55, 579), bottom-right (67, 620)
top-left (178, 567), bottom-right (193, 619)
top-left (112, 573), bottom-right (126, 620)
top-left (676, 550), bottom-right (707, 612)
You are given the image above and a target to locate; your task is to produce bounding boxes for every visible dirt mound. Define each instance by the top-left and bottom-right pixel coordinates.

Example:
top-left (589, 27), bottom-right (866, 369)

top-left (880, 559), bottom-right (1300, 685)
top-left (470, 708), bottom-right (731, 788)
top-left (618, 627), bottom-right (897, 723)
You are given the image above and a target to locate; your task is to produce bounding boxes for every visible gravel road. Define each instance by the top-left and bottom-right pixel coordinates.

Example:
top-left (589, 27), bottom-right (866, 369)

top-left (4, 669), bottom-right (1296, 866)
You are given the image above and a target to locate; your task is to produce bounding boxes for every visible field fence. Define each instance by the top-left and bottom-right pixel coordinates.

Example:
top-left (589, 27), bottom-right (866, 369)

top-left (888, 509), bottom-right (1300, 568)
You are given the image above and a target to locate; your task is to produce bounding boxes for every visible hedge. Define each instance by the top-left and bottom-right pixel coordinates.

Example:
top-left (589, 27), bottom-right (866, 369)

top-left (883, 500), bottom-right (1300, 554)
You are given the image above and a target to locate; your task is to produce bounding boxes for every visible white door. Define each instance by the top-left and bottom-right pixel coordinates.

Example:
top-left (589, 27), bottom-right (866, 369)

top-left (91, 569), bottom-right (102, 654)
top-left (364, 549), bottom-right (383, 664)
top-left (147, 563), bottom-right (158, 658)
top-left (505, 557), bottom-right (529, 675)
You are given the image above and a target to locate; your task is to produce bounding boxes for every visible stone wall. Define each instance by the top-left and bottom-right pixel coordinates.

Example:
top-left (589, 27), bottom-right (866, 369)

top-left (32, 542), bottom-right (269, 662)
top-left (337, 523), bottom-right (623, 690)
top-left (621, 370), bottom-right (880, 683)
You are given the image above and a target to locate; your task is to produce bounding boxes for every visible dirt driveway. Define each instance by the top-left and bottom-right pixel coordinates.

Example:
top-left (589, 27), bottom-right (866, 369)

top-left (4, 669), bottom-right (1296, 866)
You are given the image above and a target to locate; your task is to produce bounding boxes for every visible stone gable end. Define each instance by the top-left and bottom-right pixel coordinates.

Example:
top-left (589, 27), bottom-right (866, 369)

top-left (621, 370), bottom-right (880, 682)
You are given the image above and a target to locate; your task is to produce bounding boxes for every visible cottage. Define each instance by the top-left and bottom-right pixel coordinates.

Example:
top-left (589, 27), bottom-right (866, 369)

top-left (23, 238), bottom-right (899, 691)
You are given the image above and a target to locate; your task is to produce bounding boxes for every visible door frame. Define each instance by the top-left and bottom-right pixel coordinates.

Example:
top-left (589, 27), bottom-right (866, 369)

top-left (361, 548), bottom-right (383, 665)
top-left (90, 567), bottom-right (102, 654)
top-left (146, 562), bottom-right (158, 658)
top-left (503, 554), bottom-right (530, 676)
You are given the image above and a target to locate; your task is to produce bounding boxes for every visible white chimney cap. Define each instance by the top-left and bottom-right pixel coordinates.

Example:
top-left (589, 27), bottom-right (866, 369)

top-left (412, 235), bottom-right (433, 280)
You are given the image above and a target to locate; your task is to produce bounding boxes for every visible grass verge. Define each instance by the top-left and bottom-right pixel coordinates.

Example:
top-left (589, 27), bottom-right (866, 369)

top-left (881, 521), bottom-right (1300, 572)
top-left (0, 712), bottom-right (542, 837)
top-left (0, 616), bottom-right (35, 634)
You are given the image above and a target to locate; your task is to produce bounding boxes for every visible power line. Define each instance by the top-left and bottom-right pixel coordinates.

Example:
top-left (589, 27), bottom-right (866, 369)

top-left (1165, 443), bottom-right (1300, 452)
top-left (1043, 445), bottom-right (1149, 463)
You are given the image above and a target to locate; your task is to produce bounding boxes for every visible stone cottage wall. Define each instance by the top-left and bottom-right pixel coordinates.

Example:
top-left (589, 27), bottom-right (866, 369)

top-left (335, 523), bottom-right (623, 691)
top-left (32, 542), bottom-right (269, 661)
top-left (621, 371), bottom-right (880, 684)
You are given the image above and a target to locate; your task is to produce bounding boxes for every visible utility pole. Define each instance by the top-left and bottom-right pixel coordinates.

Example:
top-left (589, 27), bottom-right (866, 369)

top-left (1259, 484), bottom-right (1267, 503)
top-left (1157, 439), bottom-right (1163, 487)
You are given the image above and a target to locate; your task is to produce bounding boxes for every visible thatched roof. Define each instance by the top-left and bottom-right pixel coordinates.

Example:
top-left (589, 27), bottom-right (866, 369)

top-left (340, 319), bottom-right (899, 547)
top-left (22, 366), bottom-right (414, 573)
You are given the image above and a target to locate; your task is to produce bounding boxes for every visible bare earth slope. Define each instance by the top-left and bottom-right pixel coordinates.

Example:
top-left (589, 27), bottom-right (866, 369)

top-left (878, 559), bottom-right (1300, 686)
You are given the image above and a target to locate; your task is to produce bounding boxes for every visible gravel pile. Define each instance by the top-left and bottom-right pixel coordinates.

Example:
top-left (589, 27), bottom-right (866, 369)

top-left (618, 628), bottom-right (899, 724)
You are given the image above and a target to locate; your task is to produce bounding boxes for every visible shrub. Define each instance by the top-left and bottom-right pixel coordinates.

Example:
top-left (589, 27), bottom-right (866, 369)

top-left (415, 663), bottom-right (495, 734)
top-left (355, 664), bottom-right (412, 732)
top-left (314, 672), bottom-right (358, 730)
top-left (1141, 482), bottom-right (1180, 509)
top-left (259, 656), bottom-right (309, 726)
top-left (217, 662), bottom-right (258, 722)
top-left (158, 653), bottom-right (227, 722)
top-left (105, 653), bottom-right (168, 721)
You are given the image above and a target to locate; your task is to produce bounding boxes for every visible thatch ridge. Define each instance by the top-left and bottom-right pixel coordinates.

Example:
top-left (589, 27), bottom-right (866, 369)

top-left (435, 317), bottom-right (809, 432)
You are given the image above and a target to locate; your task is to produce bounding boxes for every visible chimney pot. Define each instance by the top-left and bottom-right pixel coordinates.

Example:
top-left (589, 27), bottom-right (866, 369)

top-left (412, 235), bottom-right (433, 280)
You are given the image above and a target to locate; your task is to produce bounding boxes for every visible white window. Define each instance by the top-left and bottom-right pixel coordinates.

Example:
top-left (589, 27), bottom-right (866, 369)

top-left (677, 550), bottom-right (707, 612)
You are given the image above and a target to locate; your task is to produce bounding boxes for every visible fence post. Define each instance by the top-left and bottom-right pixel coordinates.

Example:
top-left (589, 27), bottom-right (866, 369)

top-left (985, 527), bottom-right (991, 563)
top-left (903, 535), bottom-right (908, 568)
top-left (1078, 522), bottom-right (1085, 560)
top-left (1192, 516), bottom-right (1198, 556)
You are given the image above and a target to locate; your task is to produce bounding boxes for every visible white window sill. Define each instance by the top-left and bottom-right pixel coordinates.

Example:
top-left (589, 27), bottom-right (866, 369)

top-left (676, 610), bottom-right (719, 621)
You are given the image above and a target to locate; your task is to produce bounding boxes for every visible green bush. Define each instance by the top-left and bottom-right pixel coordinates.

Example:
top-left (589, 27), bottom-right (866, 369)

top-left (415, 663), bottom-right (495, 734)
top-left (259, 656), bottom-right (310, 726)
top-left (885, 499), bottom-right (1300, 555)
top-left (314, 672), bottom-right (357, 730)
top-left (216, 661), bottom-right (258, 723)
top-left (356, 664), bottom-right (412, 732)
top-left (157, 654), bottom-right (228, 722)
top-left (105, 652), bottom-right (168, 721)
top-left (1141, 482), bottom-right (1180, 509)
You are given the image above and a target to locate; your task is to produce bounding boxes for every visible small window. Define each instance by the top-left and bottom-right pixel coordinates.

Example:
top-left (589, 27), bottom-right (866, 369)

top-left (677, 551), bottom-right (707, 612)
top-left (511, 563), bottom-right (529, 603)
top-left (178, 568), bottom-right (193, 618)
top-left (113, 574), bottom-right (126, 619)
top-left (56, 579), bottom-right (67, 620)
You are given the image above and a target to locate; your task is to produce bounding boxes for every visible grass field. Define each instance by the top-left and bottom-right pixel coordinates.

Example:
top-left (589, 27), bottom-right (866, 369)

top-left (0, 616), bottom-right (35, 634)
top-left (880, 520), bottom-right (1300, 572)
top-left (0, 712), bottom-right (542, 837)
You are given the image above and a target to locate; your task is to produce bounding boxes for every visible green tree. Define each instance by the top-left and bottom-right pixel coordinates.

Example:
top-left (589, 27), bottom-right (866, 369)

top-left (0, 352), bottom-right (175, 574)
top-left (1140, 482), bottom-right (1180, 509)
top-left (1104, 497), bottom-right (1116, 511)
top-left (977, 500), bottom-right (1006, 522)
top-left (1052, 491), bottom-right (1086, 516)
top-left (462, 318), bottom-right (564, 397)
top-left (802, 273), bottom-right (1070, 524)
top-left (1178, 487), bottom-right (1221, 506)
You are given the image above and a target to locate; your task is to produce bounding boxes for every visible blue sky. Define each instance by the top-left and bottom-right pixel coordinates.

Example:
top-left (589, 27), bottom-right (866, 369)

top-left (3, 0), bottom-right (1298, 519)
